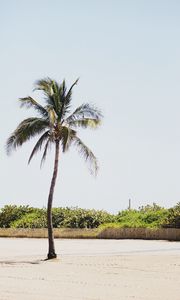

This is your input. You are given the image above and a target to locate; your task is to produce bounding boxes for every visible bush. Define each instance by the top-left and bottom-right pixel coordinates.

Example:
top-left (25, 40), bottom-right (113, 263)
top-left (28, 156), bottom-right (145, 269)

top-left (139, 204), bottom-right (169, 228)
top-left (116, 209), bottom-right (146, 228)
top-left (0, 205), bottom-right (114, 229)
top-left (11, 209), bottom-right (47, 228)
top-left (0, 202), bottom-right (179, 229)
top-left (52, 207), bottom-right (114, 228)
top-left (0, 205), bottom-right (35, 228)
top-left (105, 204), bottom-right (169, 229)
top-left (163, 202), bottom-right (180, 228)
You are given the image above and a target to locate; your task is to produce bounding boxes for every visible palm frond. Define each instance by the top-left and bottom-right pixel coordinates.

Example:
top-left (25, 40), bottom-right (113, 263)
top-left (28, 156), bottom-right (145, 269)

top-left (34, 78), bottom-right (57, 108)
top-left (6, 118), bottom-right (49, 154)
top-left (73, 136), bottom-right (98, 176)
top-left (51, 80), bottom-right (62, 113)
top-left (65, 78), bottom-right (79, 107)
top-left (19, 97), bottom-right (48, 117)
top-left (40, 139), bottom-right (51, 167)
top-left (60, 78), bottom-right (79, 120)
top-left (67, 118), bottom-right (101, 129)
top-left (46, 106), bottom-right (57, 127)
top-left (28, 130), bottom-right (50, 164)
top-left (60, 126), bottom-right (76, 152)
top-left (34, 78), bottom-right (53, 96)
top-left (59, 80), bottom-right (67, 98)
top-left (66, 103), bottom-right (102, 124)
top-left (34, 78), bottom-right (63, 115)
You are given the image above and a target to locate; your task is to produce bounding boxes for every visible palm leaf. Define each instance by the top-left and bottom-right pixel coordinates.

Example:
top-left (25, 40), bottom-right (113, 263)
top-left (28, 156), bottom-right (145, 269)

top-left (68, 118), bottom-right (101, 129)
top-left (46, 106), bottom-right (57, 127)
top-left (65, 78), bottom-right (79, 107)
top-left (34, 78), bottom-right (56, 109)
top-left (60, 78), bottom-right (79, 120)
top-left (28, 130), bottom-right (50, 164)
top-left (73, 136), bottom-right (98, 176)
top-left (34, 79), bottom-right (63, 116)
top-left (34, 78), bottom-right (53, 96)
top-left (51, 80), bottom-right (62, 113)
top-left (6, 118), bottom-right (49, 154)
top-left (19, 97), bottom-right (48, 117)
top-left (60, 126), bottom-right (76, 152)
top-left (66, 103), bottom-right (102, 124)
top-left (40, 139), bottom-right (51, 167)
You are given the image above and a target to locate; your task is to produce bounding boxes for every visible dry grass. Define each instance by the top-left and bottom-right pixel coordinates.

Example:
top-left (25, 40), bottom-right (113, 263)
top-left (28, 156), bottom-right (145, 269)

top-left (0, 228), bottom-right (99, 239)
top-left (98, 227), bottom-right (180, 240)
top-left (0, 227), bottom-right (179, 240)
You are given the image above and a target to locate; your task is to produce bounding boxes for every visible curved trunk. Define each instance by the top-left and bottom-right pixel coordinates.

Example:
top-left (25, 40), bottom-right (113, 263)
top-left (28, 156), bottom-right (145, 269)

top-left (47, 140), bottom-right (60, 259)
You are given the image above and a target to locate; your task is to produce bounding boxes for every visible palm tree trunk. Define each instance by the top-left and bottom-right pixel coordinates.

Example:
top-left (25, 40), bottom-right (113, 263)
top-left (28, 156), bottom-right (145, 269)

top-left (47, 140), bottom-right (60, 259)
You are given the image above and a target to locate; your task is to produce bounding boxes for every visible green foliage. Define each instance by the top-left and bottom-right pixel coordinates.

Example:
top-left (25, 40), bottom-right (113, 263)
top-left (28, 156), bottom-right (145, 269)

top-left (102, 204), bottom-right (169, 229)
top-left (7, 78), bottom-right (103, 175)
top-left (0, 205), bottom-right (114, 229)
top-left (162, 202), bottom-right (180, 228)
top-left (139, 203), bottom-right (169, 228)
top-left (56, 207), bottom-right (114, 229)
top-left (116, 210), bottom-right (145, 228)
top-left (0, 205), bottom-right (35, 228)
top-left (11, 210), bottom-right (47, 228)
top-left (0, 203), bottom-right (179, 229)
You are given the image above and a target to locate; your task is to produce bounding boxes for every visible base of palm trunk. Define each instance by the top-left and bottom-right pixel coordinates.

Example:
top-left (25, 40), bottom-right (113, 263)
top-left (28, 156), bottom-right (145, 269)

top-left (47, 252), bottom-right (57, 259)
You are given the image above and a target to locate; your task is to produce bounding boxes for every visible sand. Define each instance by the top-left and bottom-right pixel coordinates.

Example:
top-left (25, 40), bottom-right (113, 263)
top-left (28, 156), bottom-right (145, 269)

top-left (0, 238), bottom-right (180, 300)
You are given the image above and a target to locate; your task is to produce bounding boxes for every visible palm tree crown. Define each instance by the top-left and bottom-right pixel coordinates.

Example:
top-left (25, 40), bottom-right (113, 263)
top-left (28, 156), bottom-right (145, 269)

top-left (7, 78), bottom-right (102, 175)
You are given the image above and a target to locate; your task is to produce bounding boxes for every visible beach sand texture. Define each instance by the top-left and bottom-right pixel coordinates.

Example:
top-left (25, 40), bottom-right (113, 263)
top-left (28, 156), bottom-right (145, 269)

top-left (0, 238), bottom-right (180, 300)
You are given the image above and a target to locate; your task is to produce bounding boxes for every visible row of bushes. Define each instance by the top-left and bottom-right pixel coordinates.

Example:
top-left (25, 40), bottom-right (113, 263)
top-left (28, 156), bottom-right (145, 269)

top-left (0, 206), bottom-right (114, 229)
top-left (0, 203), bottom-right (179, 229)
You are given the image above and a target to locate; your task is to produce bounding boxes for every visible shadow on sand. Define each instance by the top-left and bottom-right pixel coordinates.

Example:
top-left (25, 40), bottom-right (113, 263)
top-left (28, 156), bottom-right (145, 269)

top-left (0, 259), bottom-right (43, 265)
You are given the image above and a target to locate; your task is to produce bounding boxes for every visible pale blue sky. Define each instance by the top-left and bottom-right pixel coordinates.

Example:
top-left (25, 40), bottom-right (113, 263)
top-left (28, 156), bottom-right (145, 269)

top-left (1, 0), bottom-right (180, 212)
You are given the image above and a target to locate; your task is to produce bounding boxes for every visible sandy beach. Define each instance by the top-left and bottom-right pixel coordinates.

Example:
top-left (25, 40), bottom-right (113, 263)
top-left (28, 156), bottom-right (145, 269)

top-left (0, 238), bottom-right (180, 300)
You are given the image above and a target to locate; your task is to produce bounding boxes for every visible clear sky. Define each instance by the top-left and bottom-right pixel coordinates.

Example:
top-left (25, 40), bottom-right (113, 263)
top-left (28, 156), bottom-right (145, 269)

top-left (1, 0), bottom-right (180, 213)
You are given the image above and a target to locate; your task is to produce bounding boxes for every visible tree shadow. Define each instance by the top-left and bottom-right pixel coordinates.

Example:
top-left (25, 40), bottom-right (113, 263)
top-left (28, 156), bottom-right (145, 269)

top-left (0, 259), bottom-right (43, 265)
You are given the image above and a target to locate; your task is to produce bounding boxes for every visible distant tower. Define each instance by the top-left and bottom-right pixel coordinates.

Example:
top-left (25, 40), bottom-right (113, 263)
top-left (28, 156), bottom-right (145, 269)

top-left (128, 199), bottom-right (131, 210)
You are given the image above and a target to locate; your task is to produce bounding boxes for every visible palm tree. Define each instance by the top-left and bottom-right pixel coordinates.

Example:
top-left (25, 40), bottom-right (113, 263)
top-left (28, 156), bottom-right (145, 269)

top-left (6, 78), bottom-right (102, 259)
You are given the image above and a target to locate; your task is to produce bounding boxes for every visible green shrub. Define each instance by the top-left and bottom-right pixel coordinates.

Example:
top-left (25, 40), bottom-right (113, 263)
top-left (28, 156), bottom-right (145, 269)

top-left (140, 205), bottom-right (169, 228)
top-left (0, 206), bottom-right (114, 229)
top-left (104, 204), bottom-right (169, 229)
top-left (11, 210), bottom-right (47, 228)
top-left (163, 202), bottom-right (180, 228)
top-left (52, 207), bottom-right (67, 227)
top-left (0, 202), bottom-right (179, 229)
top-left (0, 205), bottom-right (35, 228)
top-left (53, 207), bottom-right (114, 228)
